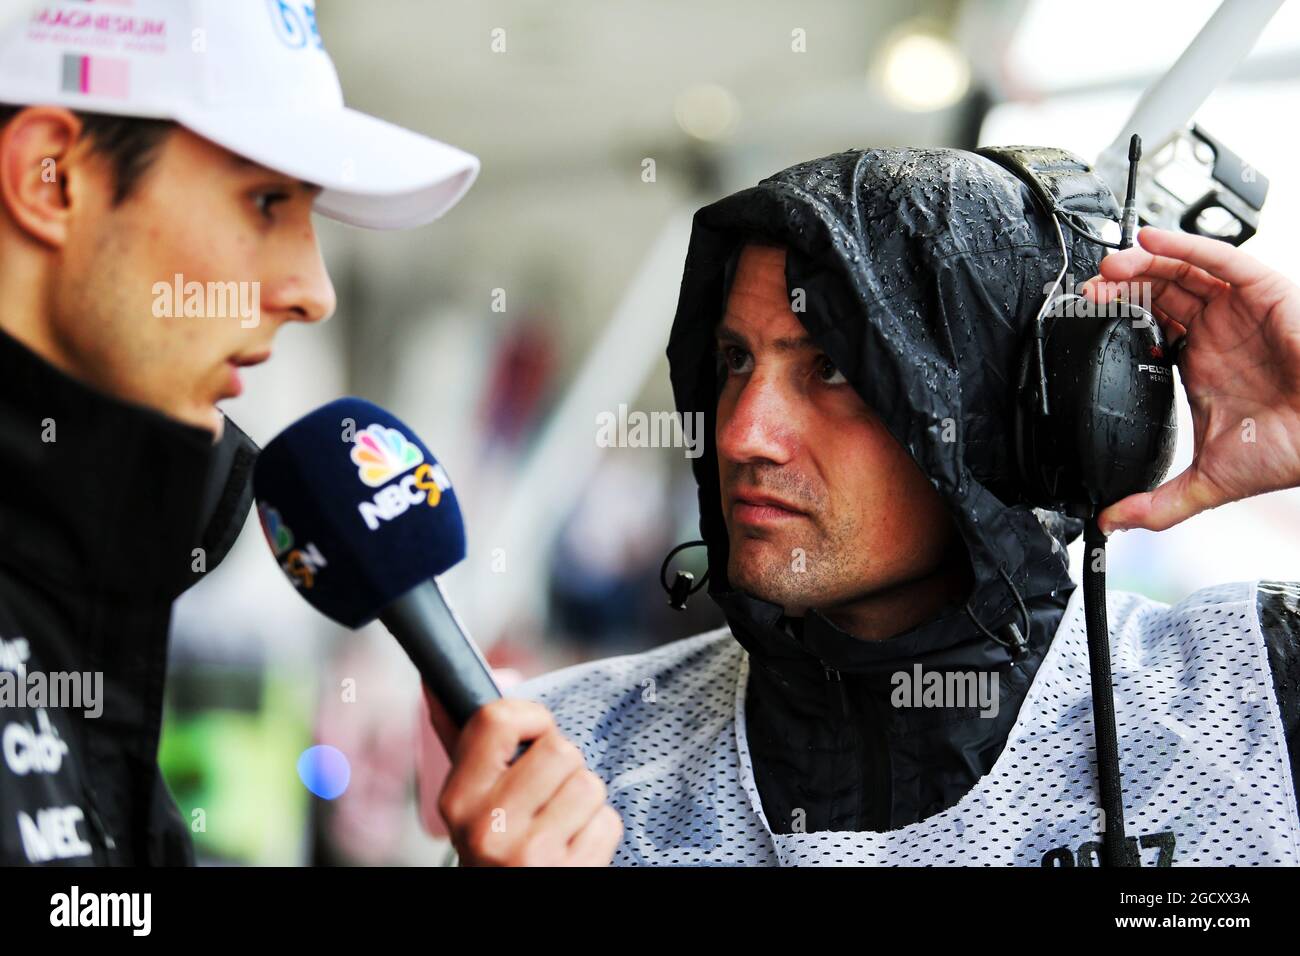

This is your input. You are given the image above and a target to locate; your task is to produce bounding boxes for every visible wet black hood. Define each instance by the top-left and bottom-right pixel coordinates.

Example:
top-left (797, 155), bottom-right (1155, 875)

top-left (666, 146), bottom-right (1113, 662)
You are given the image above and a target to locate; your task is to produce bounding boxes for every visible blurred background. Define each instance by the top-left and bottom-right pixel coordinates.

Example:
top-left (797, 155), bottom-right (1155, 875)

top-left (162, 0), bottom-right (1300, 864)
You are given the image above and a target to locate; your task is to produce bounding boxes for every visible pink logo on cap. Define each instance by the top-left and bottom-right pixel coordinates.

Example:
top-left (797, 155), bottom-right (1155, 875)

top-left (60, 53), bottom-right (130, 99)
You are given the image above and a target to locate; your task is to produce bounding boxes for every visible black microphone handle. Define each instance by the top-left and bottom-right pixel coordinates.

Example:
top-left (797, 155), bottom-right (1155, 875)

top-left (379, 578), bottom-right (530, 763)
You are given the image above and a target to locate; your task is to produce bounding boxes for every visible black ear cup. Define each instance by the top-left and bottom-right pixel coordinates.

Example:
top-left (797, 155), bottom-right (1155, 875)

top-left (1015, 296), bottom-right (1178, 515)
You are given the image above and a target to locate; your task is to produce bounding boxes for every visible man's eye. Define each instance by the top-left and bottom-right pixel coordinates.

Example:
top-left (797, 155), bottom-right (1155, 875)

top-left (717, 345), bottom-right (753, 375)
top-left (817, 356), bottom-right (847, 385)
top-left (254, 191), bottom-right (290, 220)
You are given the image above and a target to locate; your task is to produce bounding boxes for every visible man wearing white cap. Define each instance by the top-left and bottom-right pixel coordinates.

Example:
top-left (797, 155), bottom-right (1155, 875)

top-left (0, 0), bottom-right (477, 864)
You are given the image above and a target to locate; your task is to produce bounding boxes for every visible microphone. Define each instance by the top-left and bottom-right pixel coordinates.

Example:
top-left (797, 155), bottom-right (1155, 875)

top-left (252, 398), bottom-right (502, 731)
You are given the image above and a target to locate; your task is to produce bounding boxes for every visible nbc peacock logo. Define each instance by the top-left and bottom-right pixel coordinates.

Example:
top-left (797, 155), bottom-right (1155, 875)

top-left (257, 503), bottom-right (327, 589)
top-left (258, 502), bottom-right (294, 556)
top-left (351, 424), bottom-right (424, 487)
top-left (350, 422), bottom-right (453, 532)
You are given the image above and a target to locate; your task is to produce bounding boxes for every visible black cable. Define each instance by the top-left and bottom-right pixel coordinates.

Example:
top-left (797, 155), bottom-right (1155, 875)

top-left (660, 540), bottom-right (709, 608)
top-left (1083, 512), bottom-right (1132, 866)
top-left (1058, 210), bottom-right (1124, 249)
top-left (964, 565), bottom-right (1031, 658)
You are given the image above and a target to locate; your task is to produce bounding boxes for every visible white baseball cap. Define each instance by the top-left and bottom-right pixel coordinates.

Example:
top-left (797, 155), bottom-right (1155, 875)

top-left (0, 0), bottom-right (479, 229)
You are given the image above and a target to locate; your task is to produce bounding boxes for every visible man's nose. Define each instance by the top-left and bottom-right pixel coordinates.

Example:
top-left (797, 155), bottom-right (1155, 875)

top-left (716, 374), bottom-right (796, 466)
top-left (265, 229), bottom-right (337, 325)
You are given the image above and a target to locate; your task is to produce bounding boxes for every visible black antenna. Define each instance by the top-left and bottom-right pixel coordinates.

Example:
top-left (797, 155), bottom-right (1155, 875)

top-left (1119, 134), bottom-right (1142, 250)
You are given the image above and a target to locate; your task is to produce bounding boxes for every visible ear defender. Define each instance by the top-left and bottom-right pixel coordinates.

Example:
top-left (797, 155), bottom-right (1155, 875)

top-left (976, 145), bottom-right (1179, 518)
top-left (1014, 293), bottom-right (1178, 516)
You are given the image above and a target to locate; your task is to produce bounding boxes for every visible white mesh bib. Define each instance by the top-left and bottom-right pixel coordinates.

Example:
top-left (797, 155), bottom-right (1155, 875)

top-left (512, 579), bottom-right (1299, 866)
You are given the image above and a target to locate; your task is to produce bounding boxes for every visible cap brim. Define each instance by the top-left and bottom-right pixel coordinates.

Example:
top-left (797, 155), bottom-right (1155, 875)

top-left (175, 106), bottom-right (479, 230)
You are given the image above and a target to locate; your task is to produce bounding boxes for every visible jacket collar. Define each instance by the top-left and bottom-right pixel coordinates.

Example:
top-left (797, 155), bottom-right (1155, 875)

top-left (0, 326), bottom-right (258, 603)
top-left (712, 532), bottom-right (1075, 698)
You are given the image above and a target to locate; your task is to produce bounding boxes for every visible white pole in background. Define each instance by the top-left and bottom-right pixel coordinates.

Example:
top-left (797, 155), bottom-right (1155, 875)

top-left (1094, 0), bottom-right (1284, 198)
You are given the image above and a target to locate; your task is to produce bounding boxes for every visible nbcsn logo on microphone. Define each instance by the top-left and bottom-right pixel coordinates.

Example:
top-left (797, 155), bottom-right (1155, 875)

top-left (258, 422), bottom-right (454, 591)
top-left (352, 424), bottom-right (453, 531)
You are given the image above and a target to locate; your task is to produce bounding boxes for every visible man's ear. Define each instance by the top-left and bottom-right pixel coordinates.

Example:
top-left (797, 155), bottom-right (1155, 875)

top-left (0, 106), bottom-right (84, 248)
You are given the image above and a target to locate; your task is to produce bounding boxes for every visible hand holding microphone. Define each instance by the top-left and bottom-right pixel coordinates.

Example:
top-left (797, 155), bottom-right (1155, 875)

top-left (253, 398), bottom-right (622, 865)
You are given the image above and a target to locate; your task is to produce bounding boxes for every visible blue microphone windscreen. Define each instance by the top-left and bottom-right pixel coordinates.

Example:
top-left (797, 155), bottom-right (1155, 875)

top-left (252, 398), bottom-right (466, 628)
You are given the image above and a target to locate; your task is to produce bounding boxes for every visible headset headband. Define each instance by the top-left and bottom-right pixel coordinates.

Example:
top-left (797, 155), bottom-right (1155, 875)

top-left (976, 146), bottom-right (1121, 227)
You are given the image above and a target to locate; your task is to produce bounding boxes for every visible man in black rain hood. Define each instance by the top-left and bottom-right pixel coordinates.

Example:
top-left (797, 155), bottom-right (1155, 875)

top-left (436, 146), bottom-right (1300, 867)
top-left (663, 146), bottom-right (1092, 835)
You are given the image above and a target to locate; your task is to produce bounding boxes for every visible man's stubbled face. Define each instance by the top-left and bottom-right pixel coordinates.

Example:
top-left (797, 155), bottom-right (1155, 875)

top-left (715, 243), bottom-right (966, 620)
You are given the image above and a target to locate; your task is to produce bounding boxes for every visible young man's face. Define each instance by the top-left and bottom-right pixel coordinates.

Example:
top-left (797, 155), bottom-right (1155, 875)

top-left (715, 243), bottom-right (963, 617)
top-left (51, 125), bottom-right (336, 437)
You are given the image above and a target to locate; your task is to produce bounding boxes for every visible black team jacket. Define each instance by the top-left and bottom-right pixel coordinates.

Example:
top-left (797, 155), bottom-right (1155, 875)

top-left (0, 327), bottom-right (256, 865)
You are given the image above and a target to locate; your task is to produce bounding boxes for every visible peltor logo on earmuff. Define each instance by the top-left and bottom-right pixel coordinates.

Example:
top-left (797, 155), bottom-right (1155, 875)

top-left (1138, 364), bottom-right (1172, 380)
top-left (351, 423), bottom-right (453, 532)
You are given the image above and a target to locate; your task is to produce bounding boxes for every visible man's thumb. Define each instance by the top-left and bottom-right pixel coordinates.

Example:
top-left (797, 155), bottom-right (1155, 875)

top-left (1097, 468), bottom-right (1212, 534)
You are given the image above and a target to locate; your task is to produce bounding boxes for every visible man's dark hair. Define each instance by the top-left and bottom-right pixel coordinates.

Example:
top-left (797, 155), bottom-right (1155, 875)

top-left (0, 104), bottom-right (175, 204)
